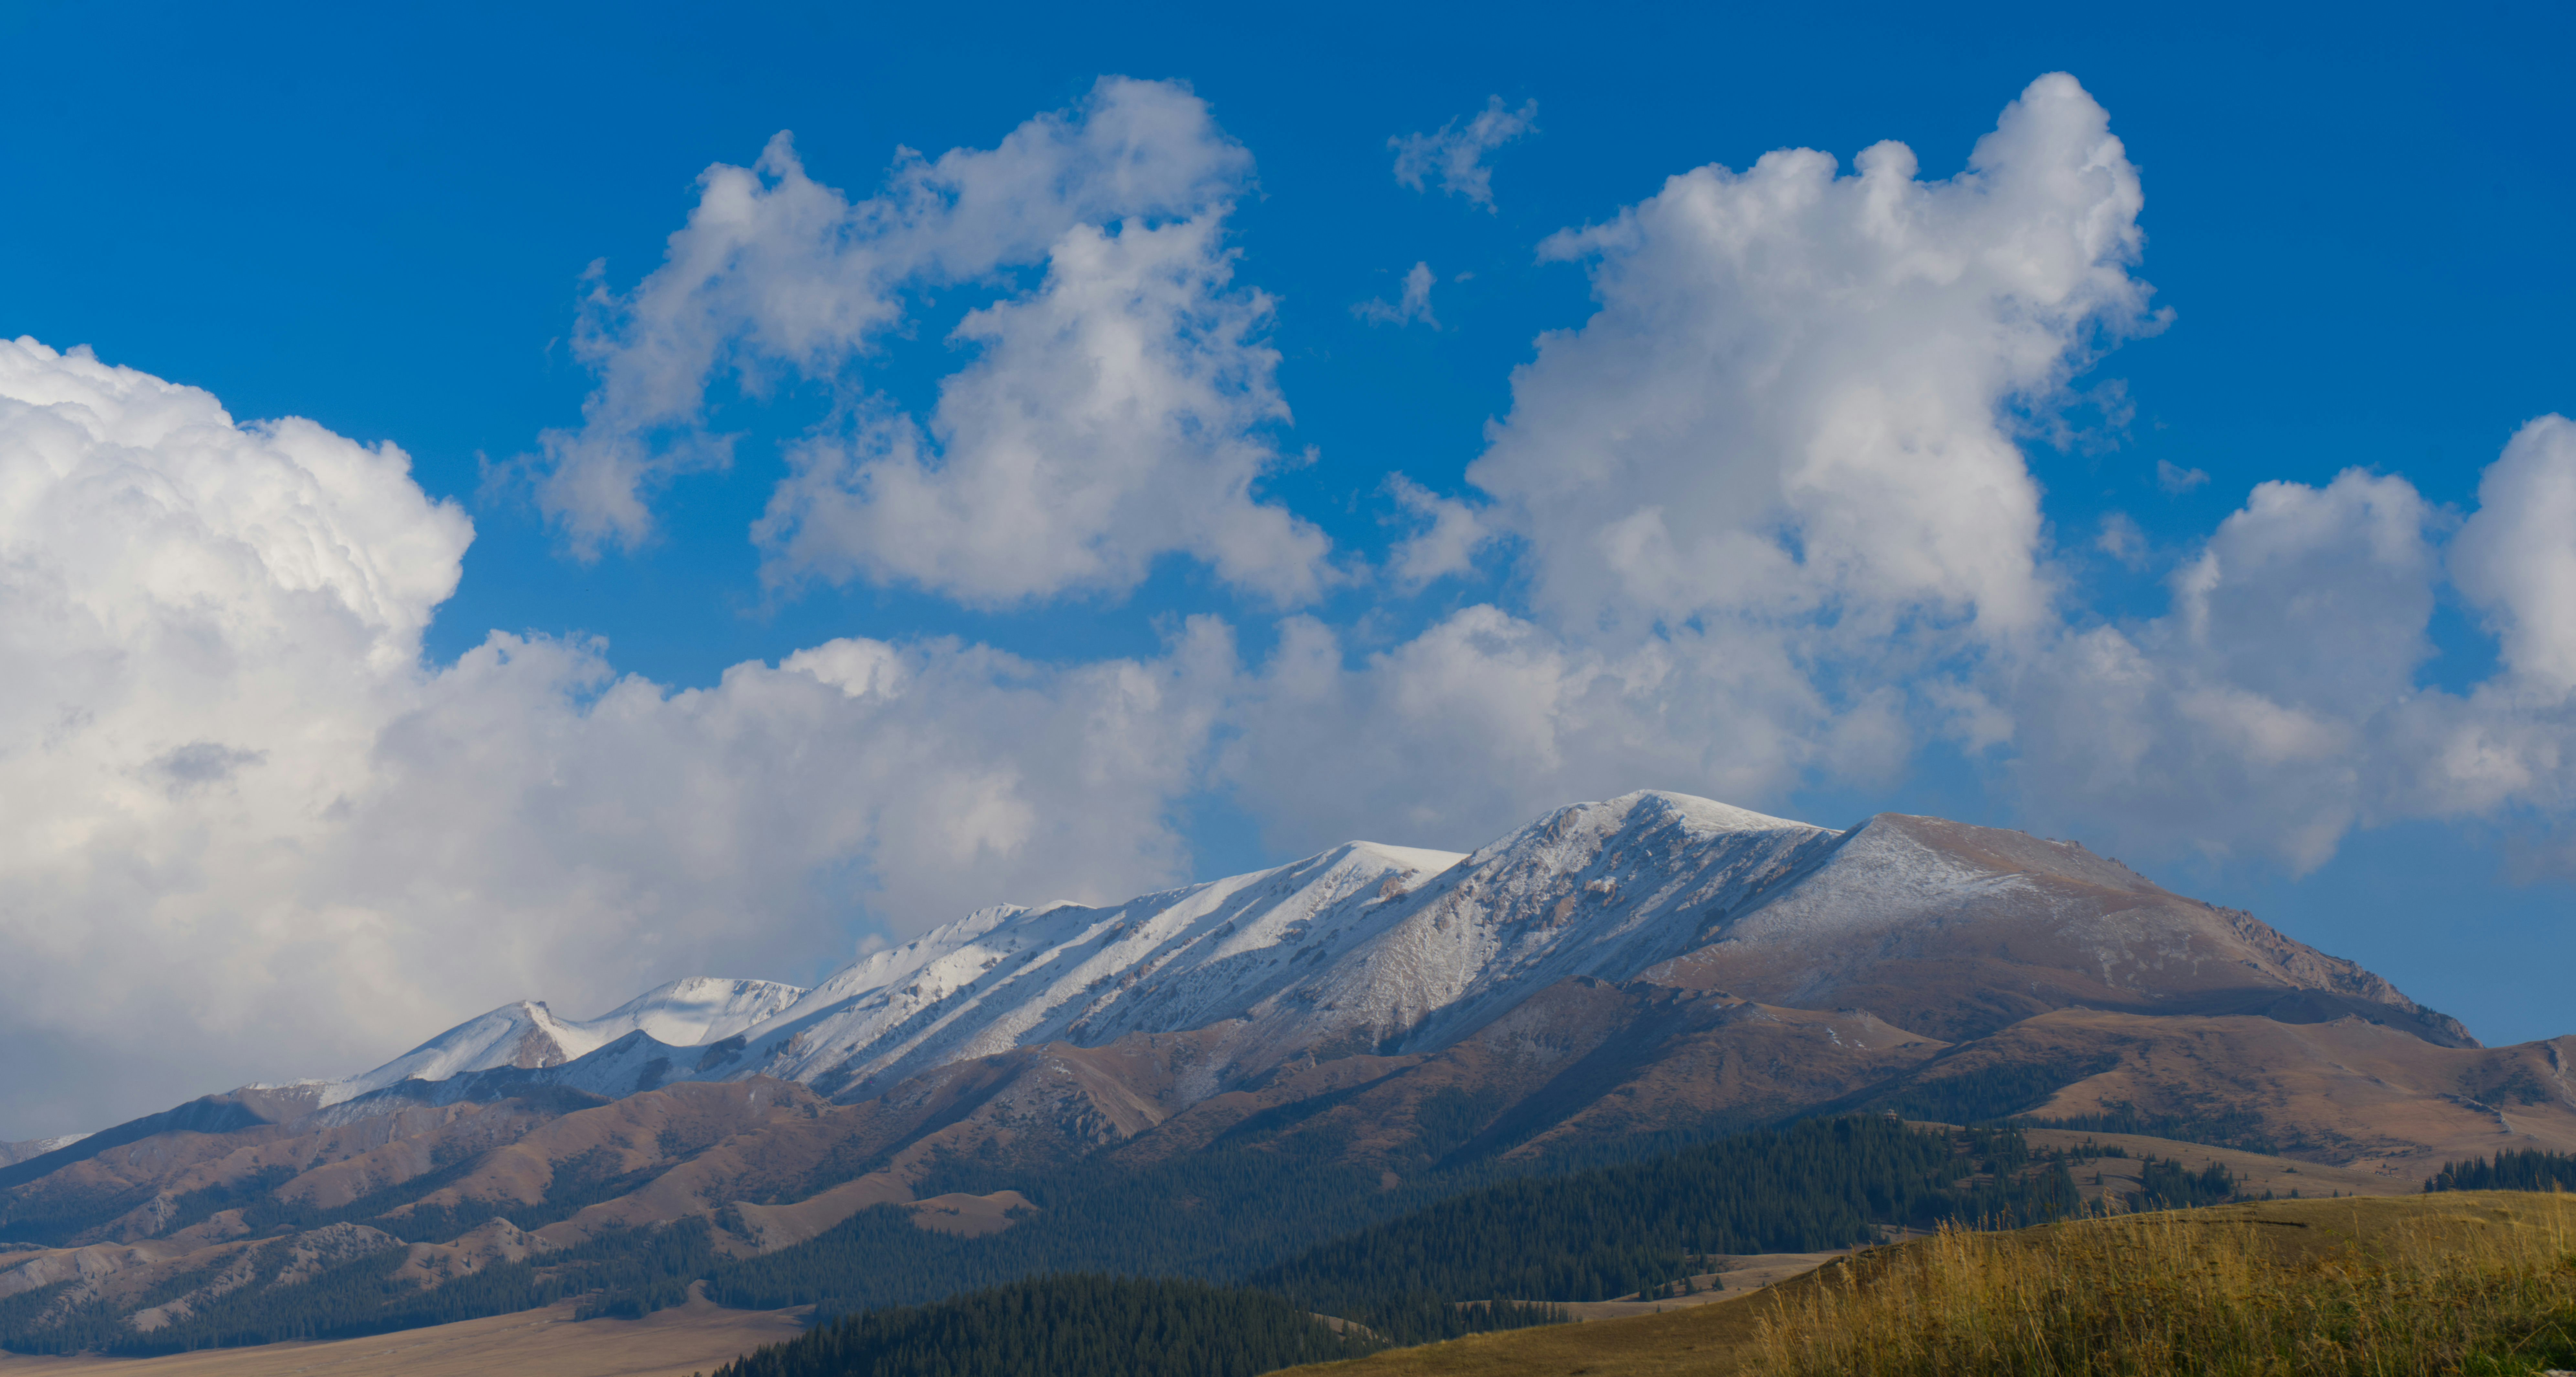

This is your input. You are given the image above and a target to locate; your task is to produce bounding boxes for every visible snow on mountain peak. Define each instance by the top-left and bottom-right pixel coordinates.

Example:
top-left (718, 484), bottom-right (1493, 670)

top-left (326, 977), bottom-right (806, 1105)
top-left (687, 839), bottom-right (1471, 1098)
top-left (143, 790), bottom-right (2475, 1131)
top-left (1283, 790), bottom-right (1840, 1051)
top-left (351, 793), bottom-right (1851, 1110)
top-left (587, 977), bottom-right (810, 1048)
top-left (628, 793), bottom-right (1845, 1102)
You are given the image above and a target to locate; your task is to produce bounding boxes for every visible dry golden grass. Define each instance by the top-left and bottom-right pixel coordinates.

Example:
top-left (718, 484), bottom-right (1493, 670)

top-left (0, 1286), bottom-right (806, 1377)
top-left (1288, 1193), bottom-right (2576, 1377)
top-left (1755, 1191), bottom-right (2576, 1376)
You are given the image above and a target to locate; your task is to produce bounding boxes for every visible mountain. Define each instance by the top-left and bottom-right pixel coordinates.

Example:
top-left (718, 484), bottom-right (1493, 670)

top-left (2, 790), bottom-right (2568, 1356)
top-left (375, 791), bottom-right (2471, 1113)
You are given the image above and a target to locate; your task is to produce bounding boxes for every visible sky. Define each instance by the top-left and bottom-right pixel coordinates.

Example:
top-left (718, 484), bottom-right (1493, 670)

top-left (0, 0), bottom-right (2569, 1139)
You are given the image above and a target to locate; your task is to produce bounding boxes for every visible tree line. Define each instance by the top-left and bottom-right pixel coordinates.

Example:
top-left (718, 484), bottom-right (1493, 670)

top-left (706, 1274), bottom-right (1378, 1377)
top-left (2425, 1149), bottom-right (2576, 1194)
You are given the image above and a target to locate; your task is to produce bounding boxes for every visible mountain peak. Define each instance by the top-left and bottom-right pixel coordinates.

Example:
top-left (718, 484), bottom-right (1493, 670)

top-left (328, 977), bottom-right (808, 1105)
top-left (587, 977), bottom-right (809, 1048)
top-left (1473, 791), bottom-right (1826, 864)
top-left (325, 789), bottom-right (2475, 1121)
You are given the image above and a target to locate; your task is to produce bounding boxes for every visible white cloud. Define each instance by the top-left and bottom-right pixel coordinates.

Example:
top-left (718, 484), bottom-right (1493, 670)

top-left (1390, 97), bottom-right (1538, 210)
top-left (1222, 608), bottom-right (1852, 850)
top-left (2095, 511), bottom-right (2151, 569)
top-left (2452, 415), bottom-right (2576, 696)
top-left (529, 78), bottom-right (1268, 572)
top-left (1470, 72), bottom-right (2151, 644)
top-left (1354, 261), bottom-right (1440, 328)
top-left (2010, 468), bottom-right (2442, 870)
top-left (2157, 456), bottom-right (2211, 493)
top-left (1383, 474), bottom-right (1491, 587)
top-left (1225, 76), bottom-right (2576, 881)
top-left (754, 214), bottom-right (1331, 606)
top-left (2000, 425), bottom-right (2576, 871)
top-left (538, 77), bottom-right (1329, 607)
top-left (1221, 73), bottom-right (2160, 853)
top-left (0, 337), bottom-right (1227, 1136)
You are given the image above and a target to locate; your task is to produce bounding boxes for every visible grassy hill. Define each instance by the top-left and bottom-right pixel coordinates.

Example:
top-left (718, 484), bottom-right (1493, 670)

top-left (1279, 1191), bottom-right (2576, 1377)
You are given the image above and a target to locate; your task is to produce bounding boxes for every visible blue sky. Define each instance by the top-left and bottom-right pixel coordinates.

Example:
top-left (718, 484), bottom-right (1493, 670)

top-left (0, 0), bottom-right (2567, 1135)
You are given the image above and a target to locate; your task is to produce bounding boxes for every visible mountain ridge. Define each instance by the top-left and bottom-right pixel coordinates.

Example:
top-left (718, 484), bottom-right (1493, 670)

top-left (351, 791), bottom-right (2463, 1119)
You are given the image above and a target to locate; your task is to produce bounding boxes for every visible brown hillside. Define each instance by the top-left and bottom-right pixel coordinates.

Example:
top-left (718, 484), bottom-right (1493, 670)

top-left (1656, 813), bottom-right (2472, 1047)
top-left (1884, 1010), bottom-right (2576, 1174)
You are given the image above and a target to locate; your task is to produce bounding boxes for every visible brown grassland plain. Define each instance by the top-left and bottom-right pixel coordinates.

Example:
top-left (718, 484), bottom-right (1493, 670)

top-left (0, 1285), bottom-right (807, 1377)
top-left (1285, 1191), bottom-right (2576, 1377)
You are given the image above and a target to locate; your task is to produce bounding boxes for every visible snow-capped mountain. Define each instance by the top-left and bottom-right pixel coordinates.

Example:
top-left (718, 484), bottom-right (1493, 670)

top-left (350, 789), bottom-right (2466, 1115)
top-left (326, 976), bottom-right (806, 1104)
top-left (3, 789), bottom-right (2558, 1363)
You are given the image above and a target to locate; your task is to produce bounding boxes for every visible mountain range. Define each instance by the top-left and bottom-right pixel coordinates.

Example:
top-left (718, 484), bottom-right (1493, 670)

top-left (4, 790), bottom-right (2570, 1350)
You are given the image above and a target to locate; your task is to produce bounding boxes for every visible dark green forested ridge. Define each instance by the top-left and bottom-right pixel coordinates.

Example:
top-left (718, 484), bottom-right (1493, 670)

top-left (2020, 1101), bottom-right (2281, 1154)
top-left (681, 1118), bottom-right (2095, 1346)
top-left (2426, 1149), bottom-right (2576, 1194)
top-left (2123, 1156), bottom-right (2239, 1210)
top-left (1249, 1117), bottom-right (2086, 1337)
top-left (710, 1274), bottom-right (1378, 1377)
top-left (698, 1139), bottom-right (1440, 1319)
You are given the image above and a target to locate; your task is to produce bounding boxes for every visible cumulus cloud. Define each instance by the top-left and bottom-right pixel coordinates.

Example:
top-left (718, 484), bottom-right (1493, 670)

top-left (1998, 422), bottom-right (2576, 872)
top-left (1390, 97), bottom-right (1538, 210)
top-left (0, 337), bottom-right (1226, 1136)
top-left (531, 76), bottom-right (1321, 609)
top-left (2452, 416), bottom-right (2576, 696)
top-left (1467, 72), bottom-right (2150, 641)
top-left (754, 214), bottom-right (1331, 606)
top-left (1223, 608), bottom-right (1900, 851)
top-left (1224, 74), bottom-right (2157, 851)
top-left (1229, 75), bottom-right (2576, 878)
top-left (2010, 469), bottom-right (2444, 870)
top-left (1353, 261), bottom-right (1440, 328)
top-left (1383, 474), bottom-right (1491, 587)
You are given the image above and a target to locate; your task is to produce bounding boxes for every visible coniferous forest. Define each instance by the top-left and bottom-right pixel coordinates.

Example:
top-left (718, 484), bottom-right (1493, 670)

top-left (2425, 1149), bottom-right (2576, 1194)
top-left (652, 1117), bottom-right (2085, 1345)
top-left (708, 1275), bottom-right (1379, 1377)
